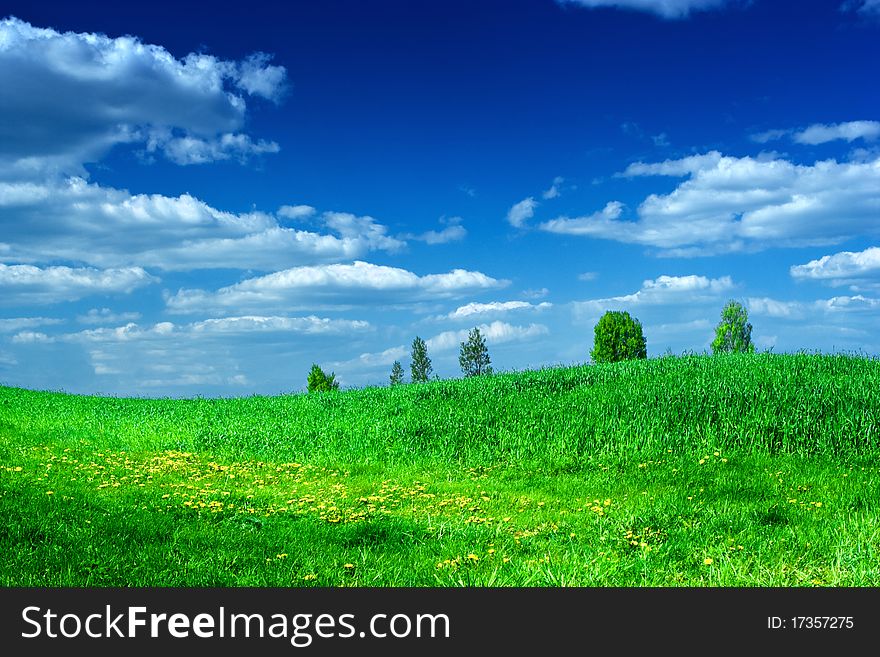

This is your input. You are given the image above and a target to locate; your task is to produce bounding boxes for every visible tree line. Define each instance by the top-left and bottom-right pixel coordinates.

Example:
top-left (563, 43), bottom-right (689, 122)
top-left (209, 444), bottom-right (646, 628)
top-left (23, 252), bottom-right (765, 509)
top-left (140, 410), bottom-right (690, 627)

top-left (306, 299), bottom-right (754, 392)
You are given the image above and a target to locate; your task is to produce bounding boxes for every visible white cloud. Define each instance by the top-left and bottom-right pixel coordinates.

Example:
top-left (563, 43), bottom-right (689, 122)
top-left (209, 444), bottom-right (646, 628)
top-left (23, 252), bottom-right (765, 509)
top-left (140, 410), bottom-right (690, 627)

top-left (77, 308), bottom-right (142, 325)
top-left (331, 345), bottom-right (410, 370)
top-left (403, 216), bottom-right (467, 244)
top-left (542, 176), bottom-right (565, 200)
top-left (190, 315), bottom-right (371, 335)
top-left (573, 274), bottom-right (734, 315)
top-left (578, 272), bottom-right (599, 282)
top-left (522, 288), bottom-right (550, 299)
top-left (411, 225), bottom-right (467, 245)
top-left (545, 152), bottom-right (880, 255)
top-left (149, 131), bottom-right (280, 166)
top-left (0, 317), bottom-right (63, 332)
top-left (539, 201), bottom-right (626, 236)
top-left (793, 121), bottom-right (880, 145)
top-left (11, 330), bottom-right (50, 344)
top-left (620, 152), bottom-right (723, 177)
top-left (750, 121), bottom-right (880, 146)
top-left (165, 261), bottom-right (509, 314)
top-left (278, 205), bottom-right (317, 220)
top-left (233, 52), bottom-right (287, 102)
top-left (447, 301), bottom-right (552, 320)
top-left (38, 316), bottom-right (370, 344)
top-left (507, 197), bottom-right (538, 228)
top-left (748, 295), bottom-right (880, 319)
top-left (0, 263), bottom-right (156, 304)
top-left (557, 0), bottom-right (733, 19)
top-left (0, 17), bottom-right (286, 178)
top-left (427, 321), bottom-right (549, 352)
top-left (0, 178), bottom-right (403, 271)
top-left (749, 128), bottom-right (790, 144)
top-left (842, 0), bottom-right (880, 17)
top-left (790, 246), bottom-right (880, 290)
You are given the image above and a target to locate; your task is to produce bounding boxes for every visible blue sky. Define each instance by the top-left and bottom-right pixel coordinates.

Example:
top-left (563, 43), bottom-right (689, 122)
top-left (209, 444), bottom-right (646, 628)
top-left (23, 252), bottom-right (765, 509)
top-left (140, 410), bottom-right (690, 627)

top-left (1, 0), bottom-right (879, 396)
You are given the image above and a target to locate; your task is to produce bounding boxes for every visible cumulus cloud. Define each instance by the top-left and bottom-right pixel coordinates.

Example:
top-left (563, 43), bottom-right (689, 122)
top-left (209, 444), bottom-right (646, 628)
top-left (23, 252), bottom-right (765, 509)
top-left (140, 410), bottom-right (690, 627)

top-left (542, 177), bottom-right (565, 200)
top-left (557, 0), bottom-right (734, 19)
top-left (573, 274), bottom-right (734, 315)
top-left (76, 308), bottom-right (142, 325)
top-left (750, 121), bottom-right (880, 146)
top-left (403, 216), bottom-right (467, 245)
top-left (539, 201), bottom-right (626, 236)
top-left (747, 295), bottom-right (880, 319)
top-left (165, 261), bottom-right (509, 314)
top-left (427, 321), bottom-right (549, 352)
top-left (0, 317), bottom-right (63, 332)
top-left (0, 263), bottom-right (156, 304)
top-left (790, 246), bottom-right (880, 290)
top-left (0, 17), bottom-right (286, 177)
top-left (544, 152), bottom-right (880, 255)
top-left (507, 197), bottom-right (538, 228)
top-left (446, 301), bottom-right (552, 320)
top-left (147, 131), bottom-right (280, 166)
top-left (793, 121), bottom-right (880, 145)
top-left (278, 205), bottom-right (317, 220)
top-left (21, 315), bottom-right (370, 345)
top-left (842, 0), bottom-right (880, 17)
top-left (0, 178), bottom-right (404, 270)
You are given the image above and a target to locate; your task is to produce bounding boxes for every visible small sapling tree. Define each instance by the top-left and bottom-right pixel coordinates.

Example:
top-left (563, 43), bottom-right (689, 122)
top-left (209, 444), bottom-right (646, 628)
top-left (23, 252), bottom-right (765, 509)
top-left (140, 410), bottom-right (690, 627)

top-left (711, 300), bottom-right (754, 354)
top-left (307, 363), bottom-right (339, 392)
top-left (459, 327), bottom-right (493, 377)
top-left (389, 360), bottom-right (405, 386)
top-left (410, 336), bottom-right (433, 383)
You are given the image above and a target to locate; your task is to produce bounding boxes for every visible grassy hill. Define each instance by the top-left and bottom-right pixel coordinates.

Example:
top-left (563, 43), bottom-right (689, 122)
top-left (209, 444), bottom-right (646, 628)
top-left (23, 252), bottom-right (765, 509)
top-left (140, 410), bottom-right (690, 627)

top-left (1, 353), bottom-right (879, 586)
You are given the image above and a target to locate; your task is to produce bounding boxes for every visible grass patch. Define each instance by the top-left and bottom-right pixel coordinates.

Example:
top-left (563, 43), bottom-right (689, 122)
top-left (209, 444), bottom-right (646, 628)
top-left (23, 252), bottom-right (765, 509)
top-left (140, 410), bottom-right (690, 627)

top-left (1, 353), bottom-right (878, 586)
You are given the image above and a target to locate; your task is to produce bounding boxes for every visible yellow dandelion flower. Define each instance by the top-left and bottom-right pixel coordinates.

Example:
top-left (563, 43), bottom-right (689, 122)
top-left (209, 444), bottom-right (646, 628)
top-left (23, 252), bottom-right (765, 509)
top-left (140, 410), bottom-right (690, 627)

top-left (502, 557), bottom-right (510, 563)
top-left (467, 553), bottom-right (479, 562)
top-left (13, 467), bottom-right (22, 472)
top-left (343, 563), bottom-right (355, 569)
top-left (303, 574), bottom-right (317, 581)
top-left (704, 558), bottom-right (713, 565)
top-left (487, 548), bottom-right (496, 554)
top-left (46, 491), bottom-right (54, 495)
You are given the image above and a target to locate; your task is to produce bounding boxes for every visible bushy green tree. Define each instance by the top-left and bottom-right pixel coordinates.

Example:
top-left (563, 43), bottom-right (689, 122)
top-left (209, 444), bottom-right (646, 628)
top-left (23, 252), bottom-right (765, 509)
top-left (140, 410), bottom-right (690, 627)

top-left (591, 310), bottom-right (647, 363)
top-left (389, 360), bottom-right (405, 386)
top-left (307, 363), bottom-right (339, 392)
top-left (711, 300), bottom-right (754, 354)
top-left (410, 336), bottom-right (433, 383)
top-left (459, 327), bottom-right (493, 377)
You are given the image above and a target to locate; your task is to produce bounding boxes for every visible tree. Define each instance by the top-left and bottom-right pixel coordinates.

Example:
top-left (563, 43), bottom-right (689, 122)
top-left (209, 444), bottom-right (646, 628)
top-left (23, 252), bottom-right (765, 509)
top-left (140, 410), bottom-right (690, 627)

top-left (307, 363), bottom-right (339, 392)
top-left (410, 336), bottom-right (433, 383)
top-left (591, 310), bottom-right (647, 363)
top-left (389, 360), bottom-right (405, 386)
top-left (459, 327), bottom-right (493, 377)
top-left (711, 300), bottom-right (754, 354)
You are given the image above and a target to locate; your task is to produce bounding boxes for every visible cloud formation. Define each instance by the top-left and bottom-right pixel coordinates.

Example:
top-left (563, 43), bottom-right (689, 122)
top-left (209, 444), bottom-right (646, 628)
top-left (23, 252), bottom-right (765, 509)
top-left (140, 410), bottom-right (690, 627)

top-left (165, 261), bottom-right (509, 314)
top-left (573, 274), bottom-right (734, 315)
top-left (750, 121), bottom-right (880, 146)
top-left (0, 263), bottom-right (156, 304)
top-left (0, 178), bottom-right (404, 271)
top-left (790, 246), bottom-right (880, 290)
top-left (542, 152), bottom-right (880, 256)
top-left (557, 0), bottom-right (733, 19)
top-left (507, 197), bottom-right (538, 228)
top-left (446, 301), bottom-right (552, 320)
top-left (0, 17), bottom-right (286, 177)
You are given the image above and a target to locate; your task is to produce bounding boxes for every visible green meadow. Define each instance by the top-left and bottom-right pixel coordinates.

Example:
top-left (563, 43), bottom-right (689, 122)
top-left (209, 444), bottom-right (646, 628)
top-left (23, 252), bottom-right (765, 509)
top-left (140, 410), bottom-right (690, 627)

top-left (1, 352), bottom-right (878, 586)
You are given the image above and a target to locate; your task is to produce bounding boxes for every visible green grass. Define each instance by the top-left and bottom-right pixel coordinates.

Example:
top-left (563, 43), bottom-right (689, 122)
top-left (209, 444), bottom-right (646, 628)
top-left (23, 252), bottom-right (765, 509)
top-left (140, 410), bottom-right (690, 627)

top-left (1, 352), bottom-right (878, 586)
